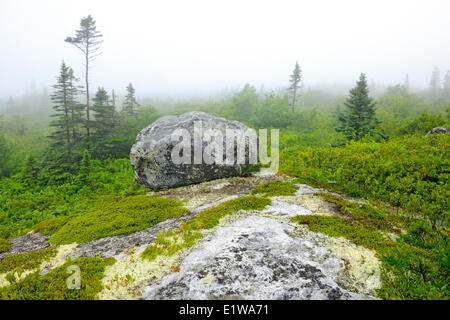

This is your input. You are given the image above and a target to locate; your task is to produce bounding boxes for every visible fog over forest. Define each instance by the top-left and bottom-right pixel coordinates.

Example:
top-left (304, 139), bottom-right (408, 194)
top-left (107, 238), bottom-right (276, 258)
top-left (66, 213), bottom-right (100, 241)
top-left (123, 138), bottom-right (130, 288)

top-left (1, 0), bottom-right (450, 109)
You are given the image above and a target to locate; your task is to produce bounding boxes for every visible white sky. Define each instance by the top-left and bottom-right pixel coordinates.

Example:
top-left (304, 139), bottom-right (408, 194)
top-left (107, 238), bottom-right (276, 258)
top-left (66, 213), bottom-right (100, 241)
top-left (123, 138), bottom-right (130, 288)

top-left (0, 0), bottom-right (449, 97)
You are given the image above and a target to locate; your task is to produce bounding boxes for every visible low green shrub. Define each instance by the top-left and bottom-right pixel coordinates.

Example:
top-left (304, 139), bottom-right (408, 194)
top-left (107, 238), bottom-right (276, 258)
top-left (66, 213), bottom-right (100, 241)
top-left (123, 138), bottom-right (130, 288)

top-left (281, 134), bottom-right (449, 224)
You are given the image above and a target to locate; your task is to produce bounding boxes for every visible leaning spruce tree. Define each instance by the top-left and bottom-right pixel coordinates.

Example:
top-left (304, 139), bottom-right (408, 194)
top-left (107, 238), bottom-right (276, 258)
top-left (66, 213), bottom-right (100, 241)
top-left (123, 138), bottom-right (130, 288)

top-left (337, 73), bottom-right (379, 140)
top-left (288, 61), bottom-right (302, 112)
top-left (65, 15), bottom-right (103, 137)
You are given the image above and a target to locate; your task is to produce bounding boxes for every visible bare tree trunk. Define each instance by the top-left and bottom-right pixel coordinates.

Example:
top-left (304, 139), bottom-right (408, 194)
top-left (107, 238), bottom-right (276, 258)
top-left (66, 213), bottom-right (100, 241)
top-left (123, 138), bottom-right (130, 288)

top-left (292, 88), bottom-right (296, 112)
top-left (85, 49), bottom-right (90, 137)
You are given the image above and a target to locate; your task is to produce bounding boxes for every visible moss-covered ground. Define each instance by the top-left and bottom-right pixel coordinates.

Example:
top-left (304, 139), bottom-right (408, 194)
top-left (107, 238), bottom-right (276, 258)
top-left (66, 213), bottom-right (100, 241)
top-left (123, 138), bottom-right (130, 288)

top-left (0, 256), bottom-right (116, 300)
top-left (292, 195), bottom-right (449, 300)
top-left (32, 195), bottom-right (190, 245)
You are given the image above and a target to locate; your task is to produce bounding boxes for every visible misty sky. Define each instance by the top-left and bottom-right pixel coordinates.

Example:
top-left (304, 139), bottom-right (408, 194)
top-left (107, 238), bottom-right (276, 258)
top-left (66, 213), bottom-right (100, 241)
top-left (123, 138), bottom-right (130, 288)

top-left (1, 0), bottom-right (450, 98)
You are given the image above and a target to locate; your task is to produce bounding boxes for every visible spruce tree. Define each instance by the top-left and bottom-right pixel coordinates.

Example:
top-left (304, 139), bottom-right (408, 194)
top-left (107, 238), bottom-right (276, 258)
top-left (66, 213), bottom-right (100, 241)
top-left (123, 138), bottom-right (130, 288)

top-left (21, 155), bottom-right (39, 185)
top-left (77, 149), bottom-right (92, 185)
top-left (123, 83), bottom-right (139, 117)
top-left (0, 122), bottom-right (11, 178)
top-left (65, 15), bottom-right (103, 137)
top-left (49, 61), bottom-right (79, 167)
top-left (337, 73), bottom-right (379, 140)
top-left (92, 87), bottom-right (118, 158)
top-left (429, 67), bottom-right (441, 100)
top-left (92, 87), bottom-right (115, 137)
top-left (442, 70), bottom-right (450, 99)
top-left (288, 61), bottom-right (302, 112)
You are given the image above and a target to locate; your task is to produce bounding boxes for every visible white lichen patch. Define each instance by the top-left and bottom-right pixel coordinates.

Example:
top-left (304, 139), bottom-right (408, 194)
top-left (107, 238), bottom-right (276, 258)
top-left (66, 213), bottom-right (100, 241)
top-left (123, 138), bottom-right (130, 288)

top-left (0, 244), bottom-right (79, 288)
top-left (262, 200), bottom-right (312, 218)
top-left (272, 195), bottom-right (339, 217)
top-left (40, 244), bottom-right (78, 275)
top-left (322, 236), bottom-right (381, 296)
top-left (0, 269), bottom-right (34, 288)
top-left (97, 247), bottom-right (194, 300)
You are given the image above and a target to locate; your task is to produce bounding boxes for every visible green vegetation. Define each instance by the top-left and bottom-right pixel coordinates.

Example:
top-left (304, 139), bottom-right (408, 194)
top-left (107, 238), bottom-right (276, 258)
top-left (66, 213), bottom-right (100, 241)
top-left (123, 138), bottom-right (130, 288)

top-left (141, 196), bottom-right (271, 261)
top-left (0, 256), bottom-right (116, 300)
top-left (292, 196), bottom-right (449, 300)
top-left (337, 73), bottom-right (381, 140)
top-left (250, 180), bottom-right (297, 197)
top-left (316, 193), bottom-right (405, 232)
top-left (184, 196), bottom-right (271, 231)
top-left (0, 238), bottom-right (10, 253)
top-left (48, 195), bottom-right (189, 245)
top-left (141, 227), bottom-right (204, 261)
top-left (0, 15), bottom-right (449, 300)
top-left (281, 134), bottom-right (449, 224)
top-left (293, 215), bottom-right (386, 250)
top-left (0, 247), bottom-right (57, 274)
top-left (0, 158), bottom-right (144, 237)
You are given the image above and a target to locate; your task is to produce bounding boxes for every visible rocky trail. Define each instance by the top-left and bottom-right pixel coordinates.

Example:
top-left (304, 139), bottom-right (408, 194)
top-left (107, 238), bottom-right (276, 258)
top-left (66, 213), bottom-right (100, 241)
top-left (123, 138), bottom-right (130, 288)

top-left (0, 169), bottom-right (382, 300)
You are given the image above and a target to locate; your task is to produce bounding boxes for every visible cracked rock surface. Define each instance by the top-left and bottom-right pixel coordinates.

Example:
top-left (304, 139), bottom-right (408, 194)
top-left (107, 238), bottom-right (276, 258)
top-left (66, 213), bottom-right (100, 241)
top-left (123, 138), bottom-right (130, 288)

top-left (0, 233), bottom-right (50, 262)
top-left (143, 215), bottom-right (372, 300)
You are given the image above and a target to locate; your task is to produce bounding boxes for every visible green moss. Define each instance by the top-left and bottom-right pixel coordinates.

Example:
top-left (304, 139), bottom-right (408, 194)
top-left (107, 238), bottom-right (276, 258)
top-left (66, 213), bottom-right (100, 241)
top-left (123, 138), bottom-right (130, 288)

top-left (292, 214), bottom-right (449, 300)
top-left (0, 256), bottom-right (116, 300)
top-left (49, 195), bottom-right (189, 245)
top-left (292, 215), bottom-right (386, 250)
top-left (0, 238), bottom-right (10, 253)
top-left (185, 195), bottom-right (271, 230)
top-left (250, 180), bottom-right (297, 197)
top-left (0, 227), bottom-right (12, 239)
top-left (32, 216), bottom-right (73, 236)
top-left (316, 193), bottom-right (402, 232)
top-left (0, 246), bottom-right (57, 274)
top-left (141, 227), bottom-right (203, 261)
top-left (141, 196), bottom-right (271, 261)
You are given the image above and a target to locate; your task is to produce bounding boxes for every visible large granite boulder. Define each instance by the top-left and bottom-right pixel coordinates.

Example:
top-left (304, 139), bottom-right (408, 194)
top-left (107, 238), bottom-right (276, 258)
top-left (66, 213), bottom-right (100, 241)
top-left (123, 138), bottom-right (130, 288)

top-left (426, 127), bottom-right (450, 135)
top-left (130, 111), bottom-right (256, 189)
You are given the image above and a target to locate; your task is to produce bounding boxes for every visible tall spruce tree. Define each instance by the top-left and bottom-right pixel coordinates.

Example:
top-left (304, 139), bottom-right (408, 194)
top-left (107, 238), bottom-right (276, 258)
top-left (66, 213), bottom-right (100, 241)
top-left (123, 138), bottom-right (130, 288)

top-left (65, 15), bottom-right (103, 137)
top-left (123, 83), bottom-right (139, 117)
top-left (337, 73), bottom-right (379, 140)
top-left (48, 62), bottom-right (80, 167)
top-left (442, 70), bottom-right (450, 99)
top-left (288, 61), bottom-right (302, 112)
top-left (429, 67), bottom-right (441, 100)
top-left (91, 87), bottom-right (118, 158)
top-left (0, 119), bottom-right (12, 178)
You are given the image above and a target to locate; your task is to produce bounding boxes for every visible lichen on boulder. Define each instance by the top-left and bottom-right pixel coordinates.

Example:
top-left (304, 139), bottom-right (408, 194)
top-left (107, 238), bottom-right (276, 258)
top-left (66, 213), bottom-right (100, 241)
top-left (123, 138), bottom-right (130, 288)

top-left (130, 111), bottom-right (257, 189)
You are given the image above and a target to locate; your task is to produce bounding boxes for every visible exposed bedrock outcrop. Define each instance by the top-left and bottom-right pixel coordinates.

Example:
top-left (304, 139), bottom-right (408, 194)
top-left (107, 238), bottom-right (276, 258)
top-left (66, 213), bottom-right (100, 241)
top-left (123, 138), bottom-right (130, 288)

top-left (143, 215), bottom-right (373, 300)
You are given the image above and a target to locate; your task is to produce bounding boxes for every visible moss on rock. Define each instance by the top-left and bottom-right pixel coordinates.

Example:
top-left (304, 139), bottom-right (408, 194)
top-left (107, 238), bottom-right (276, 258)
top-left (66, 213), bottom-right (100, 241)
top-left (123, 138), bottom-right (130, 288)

top-left (0, 256), bottom-right (116, 300)
top-left (250, 180), bottom-right (297, 197)
top-left (48, 195), bottom-right (189, 245)
top-left (0, 246), bottom-right (57, 274)
top-left (0, 239), bottom-right (10, 254)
